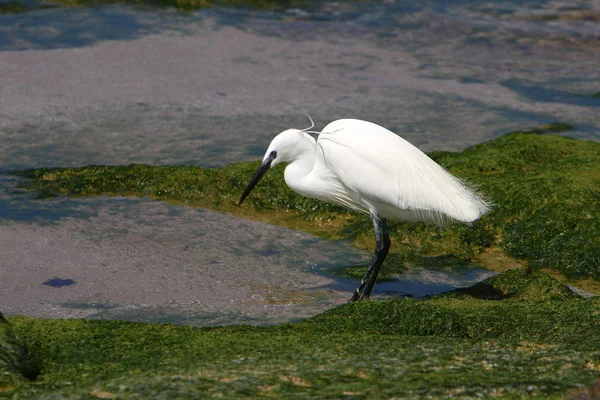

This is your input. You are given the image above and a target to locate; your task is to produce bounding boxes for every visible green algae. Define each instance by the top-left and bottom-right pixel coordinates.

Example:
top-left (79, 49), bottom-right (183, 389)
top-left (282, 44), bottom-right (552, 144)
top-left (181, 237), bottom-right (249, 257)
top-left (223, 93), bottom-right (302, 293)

top-left (0, 1), bottom-right (31, 13)
top-left (293, 271), bottom-right (599, 348)
top-left (434, 268), bottom-right (579, 301)
top-left (0, 314), bottom-right (39, 387)
top-left (330, 253), bottom-right (410, 280)
top-left (428, 130), bottom-right (600, 280)
top-left (293, 298), bottom-right (600, 348)
top-left (3, 270), bottom-right (600, 398)
top-left (13, 127), bottom-right (600, 286)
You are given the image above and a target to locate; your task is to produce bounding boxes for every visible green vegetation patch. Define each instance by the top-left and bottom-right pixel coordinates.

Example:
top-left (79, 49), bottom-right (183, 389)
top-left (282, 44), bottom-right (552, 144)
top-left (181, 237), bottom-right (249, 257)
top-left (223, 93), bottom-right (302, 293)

top-left (0, 314), bottom-right (39, 387)
top-left (293, 271), bottom-right (599, 349)
top-left (0, 1), bottom-right (31, 13)
top-left (3, 270), bottom-right (600, 398)
top-left (428, 129), bottom-right (600, 279)
top-left (434, 268), bottom-right (578, 301)
top-left (13, 126), bottom-right (600, 284)
top-left (295, 297), bottom-right (600, 349)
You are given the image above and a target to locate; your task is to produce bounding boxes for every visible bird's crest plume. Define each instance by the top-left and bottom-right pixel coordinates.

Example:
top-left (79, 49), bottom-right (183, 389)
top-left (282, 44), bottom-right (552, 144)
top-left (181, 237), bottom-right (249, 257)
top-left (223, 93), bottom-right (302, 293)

top-left (300, 112), bottom-right (322, 140)
top-left (301, 112), bottom-right (315, 132)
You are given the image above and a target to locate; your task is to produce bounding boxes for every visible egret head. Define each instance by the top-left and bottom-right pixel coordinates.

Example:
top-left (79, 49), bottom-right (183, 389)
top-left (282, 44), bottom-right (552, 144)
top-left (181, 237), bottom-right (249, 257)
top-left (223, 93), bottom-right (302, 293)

top-left (239, 128), bottom-right (316, 205)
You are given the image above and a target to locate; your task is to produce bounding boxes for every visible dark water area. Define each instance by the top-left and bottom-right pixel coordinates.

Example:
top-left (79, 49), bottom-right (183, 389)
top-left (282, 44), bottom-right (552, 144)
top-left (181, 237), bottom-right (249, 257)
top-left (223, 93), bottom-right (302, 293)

top-left (2, 0), bottom-right (599, 56)
top-left (0, 0), bottom-right (598, 325)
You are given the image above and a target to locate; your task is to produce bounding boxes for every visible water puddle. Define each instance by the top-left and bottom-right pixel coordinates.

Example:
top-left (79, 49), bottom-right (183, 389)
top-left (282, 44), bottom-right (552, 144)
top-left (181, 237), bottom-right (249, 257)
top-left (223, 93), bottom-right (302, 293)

top-left (1, 174), bottom-right (494, 326)
top-left (501, 79), bottom-right (600, 108)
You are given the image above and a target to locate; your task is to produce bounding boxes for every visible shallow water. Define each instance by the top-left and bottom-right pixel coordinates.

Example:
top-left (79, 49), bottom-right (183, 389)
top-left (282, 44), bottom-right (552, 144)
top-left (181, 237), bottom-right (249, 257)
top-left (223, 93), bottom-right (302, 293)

top-left (0, 174), bottom-right (492, 326)
top-left (1, 0), bottom-right (599, 170)
top-left (0, 0), bottom-right (598, 325)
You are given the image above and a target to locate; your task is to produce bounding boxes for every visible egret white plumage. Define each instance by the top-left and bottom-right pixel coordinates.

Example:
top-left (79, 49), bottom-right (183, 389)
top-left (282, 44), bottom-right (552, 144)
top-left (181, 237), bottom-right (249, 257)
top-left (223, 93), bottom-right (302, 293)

top-left (239, 118), bottom-right (489, 301)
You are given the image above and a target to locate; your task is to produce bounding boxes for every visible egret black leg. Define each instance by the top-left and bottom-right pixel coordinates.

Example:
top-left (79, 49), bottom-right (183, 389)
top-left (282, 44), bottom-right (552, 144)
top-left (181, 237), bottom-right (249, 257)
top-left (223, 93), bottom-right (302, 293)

top-left (362, 218), bottom-right (390, 299)
top-left (349, 216), bottom-right (391, 302)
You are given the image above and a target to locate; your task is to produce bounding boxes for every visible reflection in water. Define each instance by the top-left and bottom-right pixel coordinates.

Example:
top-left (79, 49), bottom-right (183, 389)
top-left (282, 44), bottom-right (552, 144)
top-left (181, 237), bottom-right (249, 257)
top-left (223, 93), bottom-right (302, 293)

top-left (375, 267), bottom-right (496, 299)
top-left (316, 263), bottom-right (496, 300)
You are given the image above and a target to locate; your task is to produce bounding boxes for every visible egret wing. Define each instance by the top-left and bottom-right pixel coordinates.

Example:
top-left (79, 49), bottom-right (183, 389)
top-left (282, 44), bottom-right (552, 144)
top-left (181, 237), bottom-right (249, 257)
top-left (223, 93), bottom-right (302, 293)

top-left (316, 119), bottom-right (488, 223)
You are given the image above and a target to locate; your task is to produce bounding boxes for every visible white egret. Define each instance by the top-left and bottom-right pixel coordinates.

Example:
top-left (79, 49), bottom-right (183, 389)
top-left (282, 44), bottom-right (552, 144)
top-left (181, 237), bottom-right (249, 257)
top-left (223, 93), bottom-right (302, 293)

top-left (239, 117), bottom-right (489, 301)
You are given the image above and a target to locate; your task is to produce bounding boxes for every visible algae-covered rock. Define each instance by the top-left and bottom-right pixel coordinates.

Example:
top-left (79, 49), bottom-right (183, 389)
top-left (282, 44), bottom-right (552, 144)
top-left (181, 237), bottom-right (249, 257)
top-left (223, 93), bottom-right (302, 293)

top-left (288, 269), bottom-right (599, 349)
top-left (429, 131), bottom-right (600, 280)
top-left (0, 1), bottom-right (29, 13)
top-left (0, 313), bottom-right (38, 387)
top-left (434, 269), bottom-right (580, 301)
top-left (298, 299), bottom-right (468, 337)
top-left (7, 287), bottom-right (600, 399)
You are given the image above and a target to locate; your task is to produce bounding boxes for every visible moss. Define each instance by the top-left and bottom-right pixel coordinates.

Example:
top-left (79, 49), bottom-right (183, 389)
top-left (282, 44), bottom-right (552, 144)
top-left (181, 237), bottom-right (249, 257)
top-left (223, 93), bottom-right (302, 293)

top-left (428, 131), bottom-right (600, 281)
top-left (0, 314), bottom-right (39, 388)
top-left (13, 127), bottom-right (600, 285)
top-left (289, 271), bottom-right (598, 349)
top-left (434, 269), bottom-right (579, 301)
top-left (9, 316), bottom-right (593, 399)
top-left (293, 297), bottom-right (600, 349)
top-left (4, 271), bottom-right (600, 398)
top-left (524, 122), bottom-right (575, 133)
top-left (0, 1), bottom-right (30, 13)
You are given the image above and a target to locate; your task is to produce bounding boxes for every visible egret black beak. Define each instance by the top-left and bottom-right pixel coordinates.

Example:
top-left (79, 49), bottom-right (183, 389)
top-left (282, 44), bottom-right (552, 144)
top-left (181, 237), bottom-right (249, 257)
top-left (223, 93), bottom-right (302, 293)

top-left (239, 151), bottom-right (277, 205)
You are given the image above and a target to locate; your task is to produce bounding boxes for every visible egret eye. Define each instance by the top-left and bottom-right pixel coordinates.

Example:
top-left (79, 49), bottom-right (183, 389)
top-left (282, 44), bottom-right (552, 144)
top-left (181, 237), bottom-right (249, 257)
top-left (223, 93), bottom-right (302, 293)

top-left (270, 151), bottom-right (277, 158)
